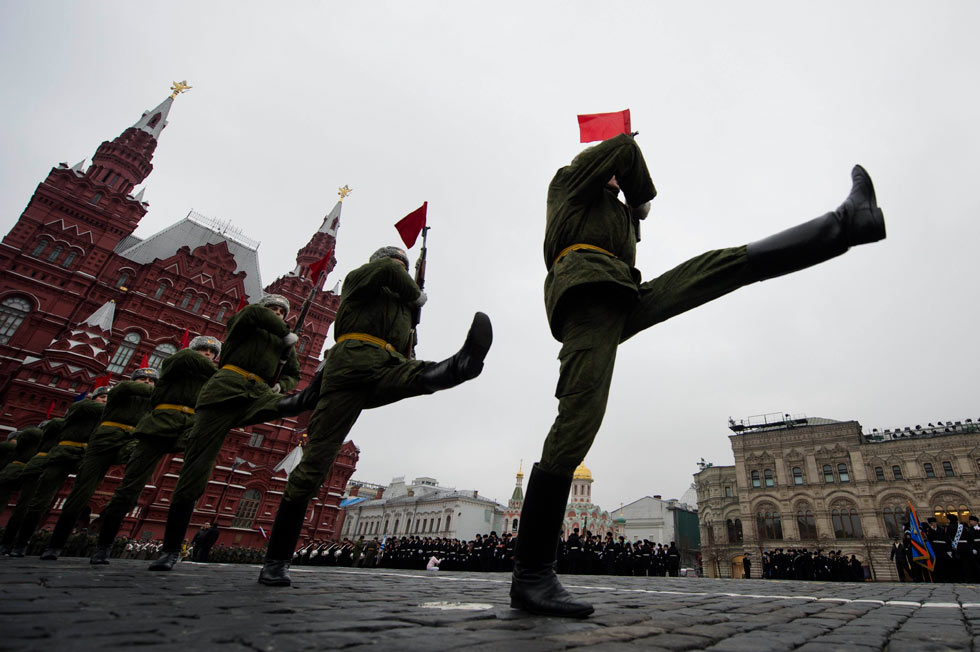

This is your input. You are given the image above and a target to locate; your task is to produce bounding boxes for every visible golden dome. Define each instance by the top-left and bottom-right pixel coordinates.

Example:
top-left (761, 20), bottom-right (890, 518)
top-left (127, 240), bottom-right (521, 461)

top-left (572, 461), bottom-right (593, 481)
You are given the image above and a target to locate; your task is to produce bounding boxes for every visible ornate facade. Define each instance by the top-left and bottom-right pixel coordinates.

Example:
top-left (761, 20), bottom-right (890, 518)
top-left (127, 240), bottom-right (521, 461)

top-left (695, 414), bottom-right (979, 581)
top-left (0, 88), bottom-right (358, 548)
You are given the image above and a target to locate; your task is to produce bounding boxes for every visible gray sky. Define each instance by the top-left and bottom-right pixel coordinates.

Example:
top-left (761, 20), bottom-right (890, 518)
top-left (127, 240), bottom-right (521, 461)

top-left (2, 2), bottom-right (978, 514)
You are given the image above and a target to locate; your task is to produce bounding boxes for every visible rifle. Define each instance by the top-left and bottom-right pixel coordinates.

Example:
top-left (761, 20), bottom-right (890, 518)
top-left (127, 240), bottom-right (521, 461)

top-left (407, 226), bottom-right (430, 359)
top-left (271, 267), bottom-right (326, 386)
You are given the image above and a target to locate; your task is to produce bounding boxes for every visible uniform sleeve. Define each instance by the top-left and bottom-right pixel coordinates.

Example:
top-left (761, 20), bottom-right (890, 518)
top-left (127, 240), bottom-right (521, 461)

top-left (231, 304), bottom-right (290, 337)
top-left (277, 347), bottom-right (301, 394)
top-left (560, 133), bottom-right (657, 207)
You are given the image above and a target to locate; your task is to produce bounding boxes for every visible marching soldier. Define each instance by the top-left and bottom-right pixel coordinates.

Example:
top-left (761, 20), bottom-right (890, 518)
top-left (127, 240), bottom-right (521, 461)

top-left (0, 425), bottom-right (43, 521)
top-left (89, 336), bottom-right (220, 564)
top-left (149, 296), bottom-right (300, 571)
top-left (511, 133), bottom-right (886, 617)
top-left (257, 246), bottom-right (492, 586)
top-left (5, 388), bottom-right (107, 556)
top-left (39, 367), bottom-right (158, 560)
top-left (0, 418), bottom-right (64, 554)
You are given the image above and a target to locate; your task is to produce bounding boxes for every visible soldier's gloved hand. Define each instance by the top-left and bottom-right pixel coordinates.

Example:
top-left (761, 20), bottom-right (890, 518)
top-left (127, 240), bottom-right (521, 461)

top-left (631, 200), bottom-right (652, 221)
top-left (283, 333), bottom-right (299, 346)
top-left (270, 383), bottom-right (281, 394)
top-left (413, 291), bottom-right (428, 308)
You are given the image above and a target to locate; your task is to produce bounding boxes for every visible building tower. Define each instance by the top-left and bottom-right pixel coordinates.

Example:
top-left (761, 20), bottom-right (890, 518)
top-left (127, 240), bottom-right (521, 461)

top-left (502, 462), bottom-right (525, 535)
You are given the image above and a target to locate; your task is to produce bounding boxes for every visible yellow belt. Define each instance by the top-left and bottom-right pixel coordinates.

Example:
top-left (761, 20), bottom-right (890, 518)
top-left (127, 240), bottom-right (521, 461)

top-left (155, 403), bottom-right (195, 415)
top-left (336, 333), bottom-right (397, 353)
top-left (553, 243), bottom-right (617, 268)
top-left (11, 460), bottom-right (25, 466)
top-left (100, 421), bottom-right (135, 432)
top-left (221, 364), bottom-right (265, 384)
top-left (34, 452), bottom-right (48, 458)
top-left (57, 440), bottom-right (88, 448)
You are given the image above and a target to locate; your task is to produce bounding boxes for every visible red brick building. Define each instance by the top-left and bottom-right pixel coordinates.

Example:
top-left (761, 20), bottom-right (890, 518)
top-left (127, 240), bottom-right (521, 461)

top-left (0, 89), bottom-right (358, 548)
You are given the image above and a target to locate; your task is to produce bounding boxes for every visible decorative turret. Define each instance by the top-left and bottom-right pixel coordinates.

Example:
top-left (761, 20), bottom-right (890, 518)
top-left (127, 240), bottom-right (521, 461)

top-left (509, 461), bottom-right (525, 506)
top-left (43, 300), bottom-right (116, 372)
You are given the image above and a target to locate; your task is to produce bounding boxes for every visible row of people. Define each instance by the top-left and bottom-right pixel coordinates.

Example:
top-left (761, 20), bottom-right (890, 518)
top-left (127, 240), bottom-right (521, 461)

top-left (759, 548), bottom-right (866, 582)
top-left (891, 514), bottom-right (980, 583)
top-left (4, 133), bottom-right (889, 622)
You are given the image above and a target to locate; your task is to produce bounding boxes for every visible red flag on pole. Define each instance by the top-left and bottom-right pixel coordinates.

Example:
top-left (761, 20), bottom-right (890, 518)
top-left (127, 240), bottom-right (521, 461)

top-left (180, 328), bottom-right (190, 349)
top-left (45, 400), bottom-right (55, 419)
top-left (395, 202), bottom-right (427, 249)
top-left (309, 246), bottom-right (334, 281)
top-left (92, 373), bottom-right (112, 389)
top-left (577, 109), bottom-right (631, 143)
top-left (236, 296), bottom-right (249, 312)
top-left (138, 353), bottom-right (149, 369)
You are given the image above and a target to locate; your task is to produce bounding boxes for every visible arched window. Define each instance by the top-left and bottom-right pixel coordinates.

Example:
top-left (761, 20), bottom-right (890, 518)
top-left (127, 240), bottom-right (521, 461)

top-left (216, 304), bottom-right (229, 322)
top-left (792, 467), bottom-right (804, 485)
top-left (756, 508), bottom-right (783, 540)
top-left (180, 291), bottom-right (193, 309)
top-left (727, 518), bottom-right (737, 542)
top-left (923, 463), bottom-right (935, 478)
top-left (796, 510), bottom-right (818, 538)
top-left (47, 246), bottom-right (63, 263)
top-left (231, 489), bottom-right (262, 528)
top-left (393, 519), bottom-right (400, 533)
top-left (0, 297), bottom-right (32, 345)
top-left (147, 343), bottom-right (177, 369)
top-left (942, 461), bottom-right (955, 477)
top-left (882, 507), bottom-right (903, 539)
top-left (192, 297), bottom-right (204, 313)
top-left (31, 239), bottom-right (49, 257)
top-left (832, 504), bottom-right (863, 539)
top-left (734, 518), bottom-right (743, 541)
top-left (446, 515), bottom-right (452, 531)
top-left (154, 282), bottom-right (168, 300)
top-left (751, 470), bottom-right (761, 488)
top-left (874, 467), bottom-right (885, 481)
top-left (823, 464), bottom-right (835, 483)
top-left (90, 192), bottom-right (102, 205)
top-left (107, 332), bottom-right (141, 373)
top-left (837, 464), bottom-right (850, 483)
top-left (764, 469), bottom-right (774, 487)
top-left (706, 522), bottom-right (715, 545)
top-left (61, 251), bottom-right (77, 268)
top-left (892, 465), bottom-right (904, 480)
top-left (298, 338), bottom-right (307, 354)
top-left (115, 272), bottom-right (129, 289)
top-left (48, 374), bottom-right (61, 387)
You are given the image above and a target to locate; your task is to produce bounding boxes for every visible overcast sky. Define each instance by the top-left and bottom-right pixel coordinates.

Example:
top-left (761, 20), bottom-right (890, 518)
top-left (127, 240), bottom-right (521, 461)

top-left (2, 2), bottom-right (978, 514)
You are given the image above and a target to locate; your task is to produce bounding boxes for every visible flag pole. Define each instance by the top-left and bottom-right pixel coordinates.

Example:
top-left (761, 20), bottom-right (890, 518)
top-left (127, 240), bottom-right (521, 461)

top-left (407, 225), bottom-right (429, 359)
top-left (270, 268), bottom-right (325, 386)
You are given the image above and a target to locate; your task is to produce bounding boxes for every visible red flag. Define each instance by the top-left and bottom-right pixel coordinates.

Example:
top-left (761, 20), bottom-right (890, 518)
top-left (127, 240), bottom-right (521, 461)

top-left (92, 373), bottom-right (112, 389)
top-left (236, 296), bottom-right (249, 312)
top-left (309, 246), bottom-right (334, 281)
top-left (45, 400), bottom-right (55, 419)
top-left (180, 328), bottom-right (190, 349)
top-left (138, 353), bottom-right (149, 369)
top-left (577, 109), bottom-right (631, 143)
top-left (395, 202), bottom-right (427, 248)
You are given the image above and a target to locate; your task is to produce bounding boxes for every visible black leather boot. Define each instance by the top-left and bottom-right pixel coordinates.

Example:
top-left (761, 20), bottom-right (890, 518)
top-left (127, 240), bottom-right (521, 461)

top-left (258, 499), bottom-right (308, 586)
top-left (41, 511), bottom-right (77, 560)
top-left (277, 362), bottom-right (326, 417)
top-left (11, 511), bottom-right (41, 555)
top-left (96, 508), bottom-right (126, 549)
top-left (510, 464), bottom-right (594, 618)
top-left (747, 164), bottom-right (886, 281)
top-left (148, 500), bottom-right (194, 571)
top-left (420, 312), bottom-right (492, 393)
top-left (90, 545), bottom-right (110, 565)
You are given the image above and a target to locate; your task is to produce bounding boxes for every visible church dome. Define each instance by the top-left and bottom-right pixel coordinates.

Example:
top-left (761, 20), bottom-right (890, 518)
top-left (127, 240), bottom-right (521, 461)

top-left (572, 462), bottom-right (593, 481)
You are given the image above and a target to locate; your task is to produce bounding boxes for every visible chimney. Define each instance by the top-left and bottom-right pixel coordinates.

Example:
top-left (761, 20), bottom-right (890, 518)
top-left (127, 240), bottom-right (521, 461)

top-left (473, 490), bottom-right (479, 498)
top-left (653, 495), bottom-right (662, 500)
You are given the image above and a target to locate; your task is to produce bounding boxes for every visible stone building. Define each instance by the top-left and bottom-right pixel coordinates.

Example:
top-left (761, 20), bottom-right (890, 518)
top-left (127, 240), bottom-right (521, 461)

top-left (695, 413), bottom-right (979, 581)
top-left (500, 461), bottom-right (614, 538)
top-left (339, 476), bottom-right (507, 541)
top-left (609, 494), bottom-right (700, 568)
top-left (0, 86), bottom-right (358, 548)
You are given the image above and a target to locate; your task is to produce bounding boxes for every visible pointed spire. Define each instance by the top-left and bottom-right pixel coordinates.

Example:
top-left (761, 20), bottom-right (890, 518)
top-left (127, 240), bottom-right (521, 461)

top-left (81, 300), bottom-right (116, 333)
top-left (318, 200), bottom-right (343, 236)
top-left (133, 187), bottom-right (145, 202)
top-left (132, 96), bottom-right (174, 140)
top-left (70, 160), bottom-right (86, 173)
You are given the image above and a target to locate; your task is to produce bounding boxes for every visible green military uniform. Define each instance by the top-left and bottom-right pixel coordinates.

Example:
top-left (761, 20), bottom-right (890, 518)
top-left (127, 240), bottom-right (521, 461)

top-left (0, 438), bottom-right (16, 470)
top-left (540, 133), bottom-right (756, 476)
top-left (260, 254), bottom-right (491, 587)
top-left (96, 348), bottom-right (216, 551)
top-left (153, 304), bottom-right (298, 559)
top-left (0, 419), bottom-right (63, 551)
top-left (43, 380), bottom-right (155, 554)
top-left (0, 426), bottom-right (43, 521)
top-left (9, 400), bottom-right (104, 551)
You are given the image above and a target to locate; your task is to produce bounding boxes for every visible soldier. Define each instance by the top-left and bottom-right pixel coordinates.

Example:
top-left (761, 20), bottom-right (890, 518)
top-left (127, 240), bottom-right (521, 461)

top-left (0, 425), bottom-right (43, 521)
top-left (257, 246), bottom-right (492, 586)
top-left (89, 336), bottom-right (220, 564)
top-left (510, 133), bottom-right (886, 617)
top-left (5, 388), bottom-right (107, 556)
top-left (39, 367), bottom-right (158, 560)
top-left (149, 296), bottom-right (300, 571)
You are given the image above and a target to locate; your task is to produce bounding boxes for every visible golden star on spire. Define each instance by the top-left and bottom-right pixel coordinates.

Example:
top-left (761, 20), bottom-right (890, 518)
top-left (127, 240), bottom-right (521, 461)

top-left (338, 185), bottom-right (353, 201)
top-left (170, 80), bottom-right (192, 99)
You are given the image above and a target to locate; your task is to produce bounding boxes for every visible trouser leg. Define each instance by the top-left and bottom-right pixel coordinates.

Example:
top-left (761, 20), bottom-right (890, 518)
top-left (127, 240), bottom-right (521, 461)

top-left (170, 405), bottom-right (243, 506)
top-left (0, 475), bottom-right (39, 549)
top-left (47, 448), bottom-right (117, 551)
top-left (14, 462), bottom-right (73, 549)
top-left (539, 290), bottom-right (628, 477)
top-left (98, 438), bottom-right (171, 547)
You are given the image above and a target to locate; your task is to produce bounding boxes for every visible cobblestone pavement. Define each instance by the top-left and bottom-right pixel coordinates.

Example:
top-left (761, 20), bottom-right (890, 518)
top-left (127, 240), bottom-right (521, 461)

top-left (1, 558), bottom-right (978, 651)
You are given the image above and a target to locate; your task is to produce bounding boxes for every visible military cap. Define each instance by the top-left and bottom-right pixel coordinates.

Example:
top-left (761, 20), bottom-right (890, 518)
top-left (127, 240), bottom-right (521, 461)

top-left (131, 367), bottom-right (160, 382)
top-left (90, 385), bottom-right (111, 399)
top-left (260, 293), bottom-right (290, 316)
top-left (189, 335), bottom-right (222, 357)
top-left (369, 246), bottom-right (409, 268)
